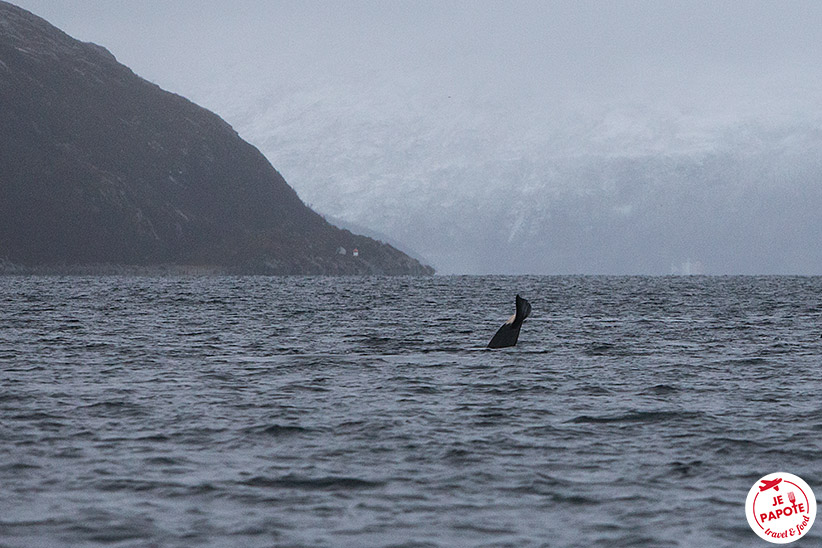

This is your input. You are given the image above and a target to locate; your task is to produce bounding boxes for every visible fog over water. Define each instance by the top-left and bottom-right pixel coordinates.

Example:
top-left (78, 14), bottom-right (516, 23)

top-left (14, 1), bottom-right (822, 273)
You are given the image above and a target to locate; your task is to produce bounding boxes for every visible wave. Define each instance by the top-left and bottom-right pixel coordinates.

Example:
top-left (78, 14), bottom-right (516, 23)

top-left (242, 474), bottom-right (385, 491)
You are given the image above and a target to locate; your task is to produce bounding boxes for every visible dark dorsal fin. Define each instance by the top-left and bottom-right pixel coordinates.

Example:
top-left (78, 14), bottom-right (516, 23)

top-left (513, 294), bottom-right (531, 326)
top-left (487, 295), bottom-right (531, 348)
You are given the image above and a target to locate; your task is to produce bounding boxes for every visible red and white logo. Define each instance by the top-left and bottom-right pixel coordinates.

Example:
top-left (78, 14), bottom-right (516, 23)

top-left (746, 472), bottom-right (816, 543)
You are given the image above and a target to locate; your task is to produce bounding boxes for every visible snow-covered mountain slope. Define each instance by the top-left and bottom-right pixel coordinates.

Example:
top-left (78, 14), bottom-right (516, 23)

top-left (190, 67), bottom-right (822, 274)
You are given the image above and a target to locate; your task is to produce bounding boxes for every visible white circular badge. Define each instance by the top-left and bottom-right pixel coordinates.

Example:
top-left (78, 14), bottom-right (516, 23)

top-left (746, 472), bottom-right (816, 543)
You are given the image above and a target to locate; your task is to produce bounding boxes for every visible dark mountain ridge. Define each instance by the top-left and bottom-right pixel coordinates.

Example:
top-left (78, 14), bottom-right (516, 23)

top-left (0, 2), bottom-right (433, 274)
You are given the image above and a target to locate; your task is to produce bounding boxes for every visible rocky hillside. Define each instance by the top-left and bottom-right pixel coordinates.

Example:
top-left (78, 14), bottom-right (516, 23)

top-left (0, 2), bottom-right (433, 275)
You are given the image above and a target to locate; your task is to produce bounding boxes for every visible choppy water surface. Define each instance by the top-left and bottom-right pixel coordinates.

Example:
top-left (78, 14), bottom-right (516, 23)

top-left (1, 275), bottom-right (821, 547)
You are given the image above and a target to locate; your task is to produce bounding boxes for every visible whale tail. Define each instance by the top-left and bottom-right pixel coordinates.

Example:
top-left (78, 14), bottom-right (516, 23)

top-left (487, 294), bottom-right (531, 349)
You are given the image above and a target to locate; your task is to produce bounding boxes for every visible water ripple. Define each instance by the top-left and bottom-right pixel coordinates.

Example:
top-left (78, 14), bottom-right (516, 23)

top-left (1, 275), bottom-right (821, 547)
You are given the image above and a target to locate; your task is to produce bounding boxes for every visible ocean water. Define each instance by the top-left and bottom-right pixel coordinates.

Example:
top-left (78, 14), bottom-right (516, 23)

top-left (1, 275), bottom-right (821, 547)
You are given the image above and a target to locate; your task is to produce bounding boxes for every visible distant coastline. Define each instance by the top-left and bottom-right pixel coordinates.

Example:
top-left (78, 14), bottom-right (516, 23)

top-left (0, 259), bottom-right (433, 276)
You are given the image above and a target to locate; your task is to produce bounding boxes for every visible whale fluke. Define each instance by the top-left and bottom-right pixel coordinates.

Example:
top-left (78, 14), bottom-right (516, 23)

top-left (487, 294), bottom-right (531, 348)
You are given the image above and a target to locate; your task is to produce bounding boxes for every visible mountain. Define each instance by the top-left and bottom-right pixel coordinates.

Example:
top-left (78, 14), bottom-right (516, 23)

top-left (193, 69), bottom-right (822, 275)
top-left (0, 2), bottom-right (433, 275)
top-left (322, 213), bottom-right (432, 269)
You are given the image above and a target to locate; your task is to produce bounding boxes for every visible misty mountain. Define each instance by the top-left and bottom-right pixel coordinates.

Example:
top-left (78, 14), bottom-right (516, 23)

top-left (0, 2), bottom-right (433, 275)
top-left (194, 70), bottom-right (822, 274)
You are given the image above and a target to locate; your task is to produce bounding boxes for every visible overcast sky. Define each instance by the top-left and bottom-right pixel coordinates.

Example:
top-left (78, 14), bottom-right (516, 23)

top-left (14, 0), bottom-right (822, 106)
top-left (11, 1), bottom-right (822, 273)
